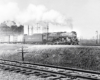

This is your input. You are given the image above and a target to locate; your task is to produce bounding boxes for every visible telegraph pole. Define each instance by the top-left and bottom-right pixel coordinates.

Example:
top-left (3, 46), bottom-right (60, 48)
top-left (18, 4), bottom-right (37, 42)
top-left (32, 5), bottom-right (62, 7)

top-left (37, 23), bottom-right (38, 33)
top-left (37, 23), bottom-right (40, 33)
top-left (22, 46), bottom-right (24, 61)
top-left (17, 46), bottom-right (28, 62)
top-left (28, 25), bottom-right (29, 35)
top-left (96, 31), bottom-right (98, 44)
top-left (99, 34), bottom-right (100, 44)
top-left (46, 22), bottom-right (49, 41)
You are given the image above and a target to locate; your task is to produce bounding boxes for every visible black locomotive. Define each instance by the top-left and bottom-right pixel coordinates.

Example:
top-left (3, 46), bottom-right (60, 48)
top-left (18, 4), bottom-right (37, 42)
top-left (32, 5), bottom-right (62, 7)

top-left (24, 31), bottom-right (79, 45)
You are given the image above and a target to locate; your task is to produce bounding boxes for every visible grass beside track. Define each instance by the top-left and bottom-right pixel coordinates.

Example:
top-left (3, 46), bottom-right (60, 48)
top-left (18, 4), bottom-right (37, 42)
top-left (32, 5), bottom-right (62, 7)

top-left (0, 44), bottom-right (100, 71)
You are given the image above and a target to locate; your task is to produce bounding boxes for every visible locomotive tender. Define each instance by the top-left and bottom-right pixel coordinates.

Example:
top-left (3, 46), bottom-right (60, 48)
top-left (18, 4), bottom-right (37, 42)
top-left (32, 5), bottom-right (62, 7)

top-left (24, 31), bottom-right (79, 45)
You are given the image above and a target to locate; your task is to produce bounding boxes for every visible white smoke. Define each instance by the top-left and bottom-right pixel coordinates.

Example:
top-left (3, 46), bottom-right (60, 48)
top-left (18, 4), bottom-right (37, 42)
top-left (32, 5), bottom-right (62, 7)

top-left (42, 10), bottom-right (66, 25)
top-left (0, 2), bottom-right (69, 26)
top-left (16, 4), bottom-right (47, 25)
top-left (0, 2), bottom-right (19, 23)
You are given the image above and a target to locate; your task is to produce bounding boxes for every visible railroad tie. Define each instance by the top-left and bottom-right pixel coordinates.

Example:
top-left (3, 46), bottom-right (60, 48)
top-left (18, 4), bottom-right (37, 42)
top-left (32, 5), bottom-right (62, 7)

top-left (40, 73), bottom-right (50, 78)
top-left (20, 69), bottom-right (33, 74)
top-left (0, 65), bottom-right (5, 69)
top-left (23, 71), bottom-right (39, 75)
top-left (49, 77), bottom-right (62, 80)
top-left (13, 68), bottom-right (21, 73)
top-left (3, 67), bottom-right (9, 70)
top-left (33, 71), bottom-right (42, 76)
top-left (24, 72), bottom-right (34, 75)
top-left (8, 67), bottom-right (15, 71)
top-left (49, 74), bottom-right (57, 77)
top-left (26, 69), bottom-right (32, 72)
top-left (20, 70), bottom-right (27, 74)
top-left (1, 65), bottom-right (11, 70)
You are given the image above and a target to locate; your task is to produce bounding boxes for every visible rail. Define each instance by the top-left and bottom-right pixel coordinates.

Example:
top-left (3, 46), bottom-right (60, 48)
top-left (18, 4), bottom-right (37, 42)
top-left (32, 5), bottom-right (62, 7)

top-left (0, 59), bottom-right (100, 80)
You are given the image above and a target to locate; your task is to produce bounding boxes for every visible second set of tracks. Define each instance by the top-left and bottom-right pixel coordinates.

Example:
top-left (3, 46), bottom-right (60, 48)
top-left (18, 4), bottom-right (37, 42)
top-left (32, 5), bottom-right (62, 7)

top-left (0, 59), bottom-right (100, 80)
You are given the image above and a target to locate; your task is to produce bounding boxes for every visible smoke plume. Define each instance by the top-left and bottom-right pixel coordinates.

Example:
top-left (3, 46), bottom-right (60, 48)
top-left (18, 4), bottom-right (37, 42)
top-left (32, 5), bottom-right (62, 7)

top-left (0, 21), bottom-right (24, 35)
top-left (0, 2), bottom-right (19, 24)
top-left (0, 2), bottom-right (68, 26)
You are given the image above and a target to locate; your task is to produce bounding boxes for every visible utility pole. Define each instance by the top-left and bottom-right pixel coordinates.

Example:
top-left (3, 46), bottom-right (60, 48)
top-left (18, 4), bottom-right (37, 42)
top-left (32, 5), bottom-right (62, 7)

top-left (37, 23), bottom-right (38, 33)
top-left (46, 22), bottom-right (49, 41)
top-left (96, 31), bottom-right (98, 44)
top-left (22, 46), bottom-right (24, 61)
top-left (17, 46), bottom-right (28, 62)
top-left (42, 26), bottom-right (46, 33)
top-left (37, 23), bottom-right (40, 33)
top-left (28, 25), bottom-right (29, 35)
top-left (99, 34), bottom-right (100, 44)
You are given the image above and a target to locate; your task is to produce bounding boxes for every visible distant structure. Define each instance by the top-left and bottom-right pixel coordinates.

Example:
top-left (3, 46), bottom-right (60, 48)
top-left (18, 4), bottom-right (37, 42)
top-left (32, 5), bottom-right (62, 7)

top-left (0, 21), bottom-right (79, 45)
top-left (31, 26), bottom-right (33, 35)
top-left (96, 31), bottom-right (98, 44)
top-left (0, 22), bottom-right (24, 35)
top-left (0, 21), bottom-right (24, 43)
top-left (26, 22), bottom-right (49, 35)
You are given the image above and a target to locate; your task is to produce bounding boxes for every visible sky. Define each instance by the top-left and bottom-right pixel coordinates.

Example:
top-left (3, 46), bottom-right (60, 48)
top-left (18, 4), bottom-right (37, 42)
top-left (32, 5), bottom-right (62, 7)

top-left (0, 0), bottom-right (100, 39)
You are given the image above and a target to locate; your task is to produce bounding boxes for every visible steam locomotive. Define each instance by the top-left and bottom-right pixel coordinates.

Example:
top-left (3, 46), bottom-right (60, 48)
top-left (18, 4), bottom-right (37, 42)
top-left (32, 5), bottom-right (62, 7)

top-left (24, 31), bottom-right (79, 45)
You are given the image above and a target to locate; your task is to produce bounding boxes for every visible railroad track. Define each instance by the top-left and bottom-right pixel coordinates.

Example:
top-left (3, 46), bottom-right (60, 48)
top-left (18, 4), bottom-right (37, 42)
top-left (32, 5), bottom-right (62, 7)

top-left (0, 59), bottom-right (100, 80)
